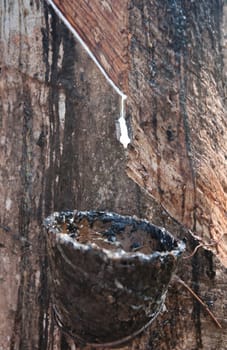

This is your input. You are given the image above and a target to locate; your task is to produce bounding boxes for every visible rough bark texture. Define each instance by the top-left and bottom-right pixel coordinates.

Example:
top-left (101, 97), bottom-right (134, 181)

top-left (127, 0), bottom-right (227, 267)
top-left (0, 1), bottom-right (226, 350)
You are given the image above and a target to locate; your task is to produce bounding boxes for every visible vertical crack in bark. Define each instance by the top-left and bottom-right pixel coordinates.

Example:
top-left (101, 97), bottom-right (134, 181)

top-left (57, 24), bottom-right (77, 210)
top-left (10, 85), bottom-right (35, 350)
top-left (44, 7), bottom-right (61, 215)
top-left (179, 58), bottom-right (197, 231)
top-left (41, 1), bottom-right (50, 84)
top-left (36, 5), bottom-right (57, 349)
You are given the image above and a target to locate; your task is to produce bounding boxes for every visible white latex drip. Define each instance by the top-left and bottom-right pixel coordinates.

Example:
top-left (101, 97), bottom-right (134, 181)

top-left (46, 0), bottom-right (130, 148)
top-left (118, 95), bottom-right (130, 148)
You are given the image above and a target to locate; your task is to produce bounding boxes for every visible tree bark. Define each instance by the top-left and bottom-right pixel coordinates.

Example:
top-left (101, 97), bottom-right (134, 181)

top-left (0, 1), bottom-right (226, 349)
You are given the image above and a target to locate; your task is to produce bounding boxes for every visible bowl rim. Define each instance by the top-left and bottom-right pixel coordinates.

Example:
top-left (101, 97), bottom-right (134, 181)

top-left (44, 210), bottom-right (186, 261)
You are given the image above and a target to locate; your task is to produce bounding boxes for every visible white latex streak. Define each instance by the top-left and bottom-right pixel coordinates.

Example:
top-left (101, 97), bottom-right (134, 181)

top-left (46, 0), bottom-right (130, 148)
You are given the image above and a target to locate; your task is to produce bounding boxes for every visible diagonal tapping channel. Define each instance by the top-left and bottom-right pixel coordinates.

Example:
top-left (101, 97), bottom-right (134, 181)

top-left (45, 0), bottom-right (130, 148)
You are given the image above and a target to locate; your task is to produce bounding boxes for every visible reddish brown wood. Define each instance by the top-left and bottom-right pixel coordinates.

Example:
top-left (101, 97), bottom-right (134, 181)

top-left (53, 0), bottom-right (129, 92)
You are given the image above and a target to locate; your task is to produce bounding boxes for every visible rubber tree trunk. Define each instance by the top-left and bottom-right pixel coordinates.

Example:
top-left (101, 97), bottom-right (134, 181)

top-left (0, 1), bottom-right (226, 349)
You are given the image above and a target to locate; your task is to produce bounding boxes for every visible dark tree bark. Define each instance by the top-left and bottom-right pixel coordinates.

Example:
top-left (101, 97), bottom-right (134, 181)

top-left (0, 1), bottom-right (226, 349)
